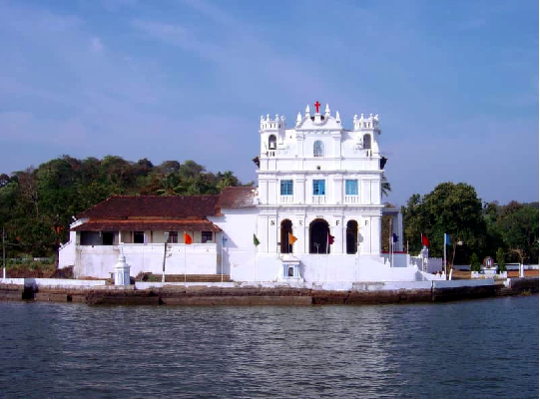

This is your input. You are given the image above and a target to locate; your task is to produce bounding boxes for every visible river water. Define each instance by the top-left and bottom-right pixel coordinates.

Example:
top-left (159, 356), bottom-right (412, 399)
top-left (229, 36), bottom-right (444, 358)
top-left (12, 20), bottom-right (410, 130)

top-left (0, 295), bottom-right (537, 399)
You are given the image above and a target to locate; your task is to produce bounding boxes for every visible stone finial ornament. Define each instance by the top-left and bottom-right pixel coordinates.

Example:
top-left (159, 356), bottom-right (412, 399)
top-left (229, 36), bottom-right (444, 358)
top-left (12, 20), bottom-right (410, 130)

top-left (324, 104), bottom-right (330, 116)
top-left (336, 111), bottom-right (341, 123)
top-left (305, 104), bottom-right (310, 117)
top-left (296, 112), bottom-right (302, 123)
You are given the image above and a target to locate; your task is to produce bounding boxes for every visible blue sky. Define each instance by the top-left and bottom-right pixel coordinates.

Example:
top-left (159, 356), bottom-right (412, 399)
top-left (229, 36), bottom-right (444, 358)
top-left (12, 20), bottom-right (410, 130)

top-left (0, 0), bottom-right (538, 206)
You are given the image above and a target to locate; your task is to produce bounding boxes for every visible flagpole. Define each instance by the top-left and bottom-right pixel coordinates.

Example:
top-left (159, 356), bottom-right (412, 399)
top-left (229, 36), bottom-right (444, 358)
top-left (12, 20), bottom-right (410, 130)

top-left (254, 246), bottom-right (257, 282)
top-left (443, 234), bottom-right (447, 276)
top-left (221, 235), bottom-right (224, 283)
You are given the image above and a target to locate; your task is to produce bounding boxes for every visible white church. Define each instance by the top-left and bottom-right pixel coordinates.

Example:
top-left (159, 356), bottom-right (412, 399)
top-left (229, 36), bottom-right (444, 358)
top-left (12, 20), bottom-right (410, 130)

top-left (59, 102), bottom-right (425, 283)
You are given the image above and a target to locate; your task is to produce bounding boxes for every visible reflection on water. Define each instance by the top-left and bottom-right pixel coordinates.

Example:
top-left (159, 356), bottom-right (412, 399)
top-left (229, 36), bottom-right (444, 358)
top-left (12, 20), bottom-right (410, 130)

top-left (0, 296), bottom-right (537, 398)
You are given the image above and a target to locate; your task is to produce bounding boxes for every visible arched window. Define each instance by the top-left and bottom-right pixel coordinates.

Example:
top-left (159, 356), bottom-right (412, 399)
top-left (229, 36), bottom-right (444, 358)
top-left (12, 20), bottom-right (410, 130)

top-left (268, 135), bottom-right (277, 150)
top-left (363, 134), bottom-right (371, 150)
top-left (346, 220), bottom-right (358, 254)
top-left (314, 140), bottom-right (324, 157)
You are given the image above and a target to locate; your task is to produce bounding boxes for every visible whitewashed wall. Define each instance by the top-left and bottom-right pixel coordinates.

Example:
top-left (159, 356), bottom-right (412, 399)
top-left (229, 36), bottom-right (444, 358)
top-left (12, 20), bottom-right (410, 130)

top-left (210, 208), bottom-right (259, 279)
top-left (235, 253), bottom-right (420, 283)
top-left (69, 243), bottom-right (217, 279)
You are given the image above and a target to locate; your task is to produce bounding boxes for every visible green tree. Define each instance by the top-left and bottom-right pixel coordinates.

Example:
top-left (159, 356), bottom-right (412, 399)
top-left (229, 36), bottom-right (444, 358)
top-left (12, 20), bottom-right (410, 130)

top-left (498, 206), bottom-right (539, 265)
top-left (0, 155), bottom-right (244, 258)
top-left (496, 247), bottom-right (506, 273)
top-left (217, 171), bottom-right (240, 190)
top-left (402, 182), bottom-right (486, 263)
top-left (470, 253), bottom-right (481, 272)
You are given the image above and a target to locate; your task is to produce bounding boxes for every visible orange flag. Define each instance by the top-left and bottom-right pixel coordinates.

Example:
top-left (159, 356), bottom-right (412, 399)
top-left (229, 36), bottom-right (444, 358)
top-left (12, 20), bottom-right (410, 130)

top-left (288, 232), bottom-right (298, 245)
top-left (184, 232), bottom-right (193, 245)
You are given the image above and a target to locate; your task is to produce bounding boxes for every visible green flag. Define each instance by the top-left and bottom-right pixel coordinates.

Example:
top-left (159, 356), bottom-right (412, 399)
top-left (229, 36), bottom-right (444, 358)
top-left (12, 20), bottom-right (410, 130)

top-left (253, 234), bottom-right (260, 247)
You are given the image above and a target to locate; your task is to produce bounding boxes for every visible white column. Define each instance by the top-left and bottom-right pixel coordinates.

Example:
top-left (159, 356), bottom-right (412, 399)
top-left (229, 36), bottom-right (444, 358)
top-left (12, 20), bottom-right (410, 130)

top-left (295, 215), bottom-right (306, 254)
top-left (370, 216), bottom-right (381, 255)
top-left (333, 215), bottom-right (344, 254)
top-left (268, 178), bottom-right (277, 205)
top-left (295, 177), bottom-right (306, 205)
top-left (267, 215), bottom-right (278, 255)
top-left (333, 175), bottom-right (343, 205)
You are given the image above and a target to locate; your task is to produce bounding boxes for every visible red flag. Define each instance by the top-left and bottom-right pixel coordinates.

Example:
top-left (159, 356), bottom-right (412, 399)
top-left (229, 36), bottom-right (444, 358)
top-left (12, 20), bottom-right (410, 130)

top-left (421, 233), bottom-right (430, 247)
top-left (328, 233), bottom-right (335, 245)
top-left (184, 232), bottom-right (193, 245)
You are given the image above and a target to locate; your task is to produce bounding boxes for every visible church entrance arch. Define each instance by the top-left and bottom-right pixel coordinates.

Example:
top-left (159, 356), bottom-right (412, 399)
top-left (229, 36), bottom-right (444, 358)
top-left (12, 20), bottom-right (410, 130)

top-left (346, 220), bottom-right (358, 254)
top-left (280, 219), bottom-right (293, 254)
top-left (309, 219), bottom-right (330, 254)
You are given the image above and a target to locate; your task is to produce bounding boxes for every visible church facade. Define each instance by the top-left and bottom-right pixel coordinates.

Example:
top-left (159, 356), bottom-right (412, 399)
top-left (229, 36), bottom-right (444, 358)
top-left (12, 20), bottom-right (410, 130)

top-left (212, 103), bottom-right (416, 283)
top-left (59, 102), bottom-right (419, 283)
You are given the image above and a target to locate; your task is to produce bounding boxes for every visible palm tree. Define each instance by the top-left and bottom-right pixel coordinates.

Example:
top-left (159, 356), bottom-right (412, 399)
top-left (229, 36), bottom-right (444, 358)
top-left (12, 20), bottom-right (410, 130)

top-left (217, 171), bottom-right (239, 190)
top-left (382, 174), bottom-right (392, 197)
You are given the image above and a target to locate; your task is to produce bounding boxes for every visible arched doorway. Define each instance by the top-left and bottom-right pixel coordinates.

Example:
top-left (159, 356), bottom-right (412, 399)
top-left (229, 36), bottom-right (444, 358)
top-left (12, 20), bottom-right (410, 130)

top-left (346, 220), bottom-right (358, 254)
top-left (280, 219), bottom-right (293, 253)
top-left (309, 219), bottom-right (330, 254)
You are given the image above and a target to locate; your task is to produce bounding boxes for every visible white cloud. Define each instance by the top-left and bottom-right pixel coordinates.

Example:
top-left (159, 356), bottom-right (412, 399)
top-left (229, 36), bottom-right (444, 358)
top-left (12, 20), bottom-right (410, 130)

top-left (90, 37), bottom-right (104, 52)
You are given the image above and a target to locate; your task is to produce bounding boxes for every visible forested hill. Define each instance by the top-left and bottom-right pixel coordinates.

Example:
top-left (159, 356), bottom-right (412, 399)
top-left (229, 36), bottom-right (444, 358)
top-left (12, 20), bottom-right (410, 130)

top-left (0, 155), bottom-right (247, 257)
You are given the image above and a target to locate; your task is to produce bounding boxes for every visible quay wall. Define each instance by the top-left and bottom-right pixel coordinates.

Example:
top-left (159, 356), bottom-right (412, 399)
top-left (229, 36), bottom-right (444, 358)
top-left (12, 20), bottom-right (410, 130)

top-left (0, 277), bottom-right (537, 306)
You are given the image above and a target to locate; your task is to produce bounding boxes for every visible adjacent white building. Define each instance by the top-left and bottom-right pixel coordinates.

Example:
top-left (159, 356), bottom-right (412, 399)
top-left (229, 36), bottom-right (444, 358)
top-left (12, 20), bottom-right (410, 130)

top-left (59, 102), bottom-right (420, 282)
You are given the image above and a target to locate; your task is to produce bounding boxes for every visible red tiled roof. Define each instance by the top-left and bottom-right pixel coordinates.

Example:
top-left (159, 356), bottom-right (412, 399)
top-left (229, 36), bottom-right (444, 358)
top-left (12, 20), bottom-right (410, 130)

top-left (217, 187), bottom-right (257, 210)
top-left (77, 195), bottom-right (220, 219)
top-left (73, 219), bottom-right (221, 232)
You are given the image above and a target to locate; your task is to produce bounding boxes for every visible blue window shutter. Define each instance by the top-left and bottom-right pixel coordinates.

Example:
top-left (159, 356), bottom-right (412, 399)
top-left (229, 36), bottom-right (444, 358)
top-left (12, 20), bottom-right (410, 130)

top-left (281, 180), bottom-right (293, 195)
top-left (313, 180), bottom-right (326, 195)
top-left (346, 179), bottom-right (358, 195)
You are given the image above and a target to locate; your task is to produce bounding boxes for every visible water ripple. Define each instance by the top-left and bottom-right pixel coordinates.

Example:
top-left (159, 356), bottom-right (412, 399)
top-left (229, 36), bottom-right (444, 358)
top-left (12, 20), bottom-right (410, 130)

top-left (0, 296), bottom-right (538, 398)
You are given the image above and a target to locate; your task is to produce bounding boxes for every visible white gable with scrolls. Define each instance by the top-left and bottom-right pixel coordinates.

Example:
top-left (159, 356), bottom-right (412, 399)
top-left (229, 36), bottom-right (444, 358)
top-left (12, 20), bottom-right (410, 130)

top-left (258, 103), bottom-right (382, 175)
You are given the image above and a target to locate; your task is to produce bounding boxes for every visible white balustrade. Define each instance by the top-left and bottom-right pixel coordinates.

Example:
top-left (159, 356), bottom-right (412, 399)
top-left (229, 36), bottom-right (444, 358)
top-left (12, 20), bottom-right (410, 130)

top-left (344, 195), bottom-right (359, 204)
top-left (312, 196), bottom-right (326, 204)
top-left (280, 195), bottom-right (294, 204)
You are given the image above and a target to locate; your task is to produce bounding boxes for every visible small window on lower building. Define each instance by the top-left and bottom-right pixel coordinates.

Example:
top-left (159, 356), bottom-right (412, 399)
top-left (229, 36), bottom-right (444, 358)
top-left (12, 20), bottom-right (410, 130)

top-left (168, 231), bottom-right (178, 243)
top-left (202, 231), bottom-right (213, 243)
top-left (102, 232), bottom-right (114, 246)
top-left (133, 231), bottom-right (145, 244)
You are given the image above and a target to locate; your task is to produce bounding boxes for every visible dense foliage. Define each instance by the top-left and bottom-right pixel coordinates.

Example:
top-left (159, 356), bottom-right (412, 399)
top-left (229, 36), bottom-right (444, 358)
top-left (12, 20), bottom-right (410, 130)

top-left (402, 182), bottom-right (539, 266)
top-left (0, 156), bottom-right (245, 257)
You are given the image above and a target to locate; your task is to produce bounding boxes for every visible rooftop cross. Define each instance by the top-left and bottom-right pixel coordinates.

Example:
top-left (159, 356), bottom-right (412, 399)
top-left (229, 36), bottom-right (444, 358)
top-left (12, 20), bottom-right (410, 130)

top-left (314, 101), bottom-right (321, 114)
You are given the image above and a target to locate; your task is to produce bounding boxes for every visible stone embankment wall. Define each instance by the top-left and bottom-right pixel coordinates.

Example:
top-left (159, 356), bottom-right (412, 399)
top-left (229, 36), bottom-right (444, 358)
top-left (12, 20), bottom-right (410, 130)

top-left (0, 278), bottom-right (537, 306)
